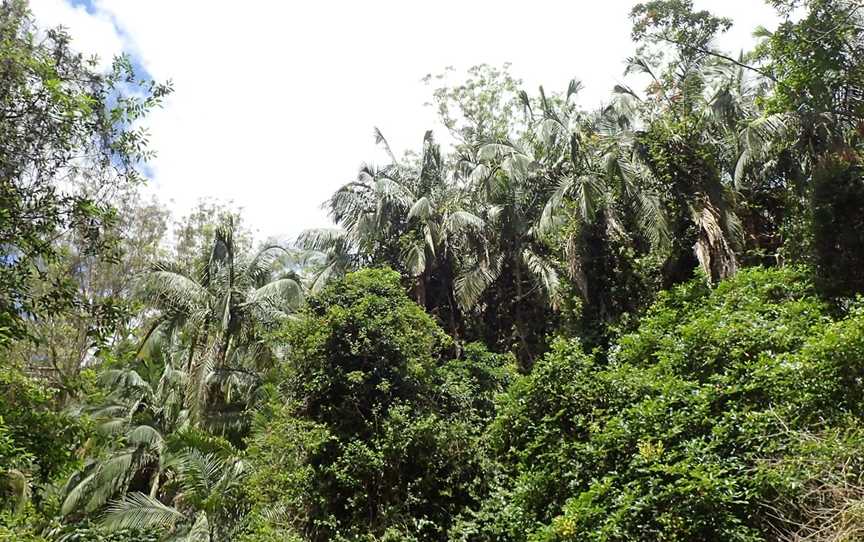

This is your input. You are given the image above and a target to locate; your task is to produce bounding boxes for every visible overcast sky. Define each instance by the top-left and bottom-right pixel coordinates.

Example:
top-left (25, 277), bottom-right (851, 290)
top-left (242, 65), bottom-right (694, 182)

top-left (30, 0), bottom-right (780, 241)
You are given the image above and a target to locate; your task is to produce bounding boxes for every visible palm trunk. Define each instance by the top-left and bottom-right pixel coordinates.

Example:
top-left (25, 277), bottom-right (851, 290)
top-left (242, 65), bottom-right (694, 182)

top-left (186, 331), bottom-right (198, 374)
top-left (514, 255), bottom-right (533, 369)
top-left (443, 259), bottom-right (462, 352)
top-left (149, 468), bottom-right (160, 498)
top-left (414, 271), bottom-right (427, 308)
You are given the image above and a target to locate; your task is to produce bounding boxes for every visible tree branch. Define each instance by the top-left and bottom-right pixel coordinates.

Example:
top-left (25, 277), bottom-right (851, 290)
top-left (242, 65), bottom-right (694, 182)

top-left (659, 36), bottom-right (778, 82)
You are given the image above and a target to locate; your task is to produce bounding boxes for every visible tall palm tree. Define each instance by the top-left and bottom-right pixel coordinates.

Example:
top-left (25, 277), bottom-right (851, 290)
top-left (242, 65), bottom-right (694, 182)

top-left (524, 81), bottom-right (667, 299)
top-left (608, 55), bottom-right (746, 283)
top-left (458, 134), bottom-right (562, 362)
top-left (298, 130), bottom-right (484, 338)
top-left (393, 131), bottom-right (484, 338)
top-left (61, 334), bottom-right (247, 538)
top-left (141, 218), bottom-right (303, 431)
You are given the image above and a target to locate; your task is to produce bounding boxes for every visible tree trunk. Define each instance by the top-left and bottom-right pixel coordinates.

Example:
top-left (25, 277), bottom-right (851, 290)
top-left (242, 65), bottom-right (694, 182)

top-left (414, 271), bottom-right (427, 308)
top-left (149, 468), bottom-right (161, 498)
top-left (514, 255), bottom-right (533, 369)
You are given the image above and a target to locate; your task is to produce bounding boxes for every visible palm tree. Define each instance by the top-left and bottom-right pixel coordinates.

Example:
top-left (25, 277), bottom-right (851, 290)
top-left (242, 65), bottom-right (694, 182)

top-left (298, 130), bottom-right (484, 339)
top-left (608, 55), bottom-right (745, 284)
top-left (100, 449), bottom-right (246, 541)
top-left (458, 134), bottom-right (562, 363)
top-left (392, 131), bottom-right (485, 338)
top-left (293, 228), bottom-right (356, 294)
top-left (61, 361), bottom-right (184, 518)
top-left (525, 81), bottom-right (652, 298)
top-left (61, 341), bottom-right (247, 539)
top-left (141, 218), bottom-right (303, 431)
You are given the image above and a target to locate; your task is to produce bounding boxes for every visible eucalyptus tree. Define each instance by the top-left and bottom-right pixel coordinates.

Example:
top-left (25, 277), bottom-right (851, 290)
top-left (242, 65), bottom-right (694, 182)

top-left (10, 189), bottom-right (170, 398)
top-left (0, 0), bottom-right (171, 347)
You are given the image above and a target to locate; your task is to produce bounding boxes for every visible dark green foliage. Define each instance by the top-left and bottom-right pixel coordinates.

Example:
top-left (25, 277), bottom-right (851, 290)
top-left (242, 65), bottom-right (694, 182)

top-left (459, 268), bottom-right (864, 541)
top-left (0, 362), bottom-right (89, 540)
top-left (45, 520), bottom-right (160, 542)
top-left (811, 155), bottom-right (864, 298)
top-left (6, 0), bottom-right (864, 539)
top-left (243, 269), bottom-right (515, 541)
top-left (758, 0), bottom-right (863, 122)
top-left (281, 268), bottom-right (451, 435)
top-left (0, 362), bottom-right (87, 491)
top-left (631, 0), bottom-right (732, 54)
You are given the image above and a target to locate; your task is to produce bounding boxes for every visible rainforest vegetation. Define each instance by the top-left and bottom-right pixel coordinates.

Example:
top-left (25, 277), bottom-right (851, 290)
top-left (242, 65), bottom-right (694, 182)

top-left (2, 0), bottom-right (864, 540)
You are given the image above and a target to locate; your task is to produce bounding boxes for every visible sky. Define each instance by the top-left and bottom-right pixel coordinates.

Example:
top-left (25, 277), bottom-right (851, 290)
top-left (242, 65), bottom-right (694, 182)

top-left (29, 0), bottom-right (781, 242)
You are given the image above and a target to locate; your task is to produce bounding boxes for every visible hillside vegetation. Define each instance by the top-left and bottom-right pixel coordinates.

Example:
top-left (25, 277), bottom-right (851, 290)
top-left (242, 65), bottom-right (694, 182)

top-left (2, 0), bottom-right (863, 540)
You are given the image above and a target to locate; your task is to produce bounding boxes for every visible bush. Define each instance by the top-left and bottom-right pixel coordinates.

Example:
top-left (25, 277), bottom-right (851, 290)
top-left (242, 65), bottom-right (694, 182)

top-left (811, 154), bottom-right (864, 298)
top-left (458, 267), bottom-right (864, 541)
top-left (0, 363), bottom-right (90, 539)
top-left (0, 363), bottom-right (88, 512)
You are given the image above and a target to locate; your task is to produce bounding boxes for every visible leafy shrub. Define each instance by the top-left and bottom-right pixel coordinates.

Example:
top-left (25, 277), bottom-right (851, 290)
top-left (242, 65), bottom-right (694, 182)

top-left (458, 267), bottom-right (864, 541)
top-left (0, 364), bottom-right (88, 488)
top-left (811, 154), bottom-right (864, 298)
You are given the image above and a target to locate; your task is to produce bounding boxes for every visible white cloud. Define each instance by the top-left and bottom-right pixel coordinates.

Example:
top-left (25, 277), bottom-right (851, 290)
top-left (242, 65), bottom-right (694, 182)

top-left (37, 0), bottom-right (781, 241)
top-left (29, 0), bottom-right (124, 70)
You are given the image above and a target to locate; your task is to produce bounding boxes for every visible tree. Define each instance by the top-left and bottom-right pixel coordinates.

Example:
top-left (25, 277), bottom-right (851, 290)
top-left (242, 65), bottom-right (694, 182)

top-left (100, 450), bottom-right (247, 541)
top-left (458, 268), bottom-right (864, 541)
top-left (243, 269), bottom-right (514, 541)
top-left (302, 130), bottom-right (484, 341)
top-left (0, 0), bottom-right (171, 346)
top-left (627, 1), bottom-right (747, 284)
top-left (752, 0), bottom-right (864, 296)
top-left (511, 80), bottom-right (668, 346)
top-left (0, 362), bottom-right (88, 513)
top-left (142, 217), bottom-right (302, 435)
top-left (61, 363), bottom-right (183, 520)
top-left (426, 65), bottom-right (564, 365)
top-left (9, 188), bottom-right (169, 398)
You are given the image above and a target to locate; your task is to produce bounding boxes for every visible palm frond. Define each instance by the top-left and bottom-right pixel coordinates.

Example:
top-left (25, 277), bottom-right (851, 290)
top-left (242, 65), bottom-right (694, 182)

top-left (402, 243), bottom-right (427, 277)
top-left (443, 211), bottom-right (485, 235)
top-left (455, 255), bottom-right (502, 311)
top-left (102, 492), bottom-right (185, 532)
top-left (374, 177), bottom-right (414, 209)
top-left (186, 511), bottom-right (211, 542)
top-left (637, 191), bottom-right (671, 250)
top-left (373, 126), bottom-right (398, 164)
top-left (246, 278), bottom-right (303, 309)
top-left (407, 196), bottom-right (434, 221)
top-left (145, 270), bottom-right (211, 315)
top-left (127, 425), bottom-right (164, 450)
top-left (295, 228), bottom-right (348, 252)
top-left (522, 249), bottom-right (561, 304)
